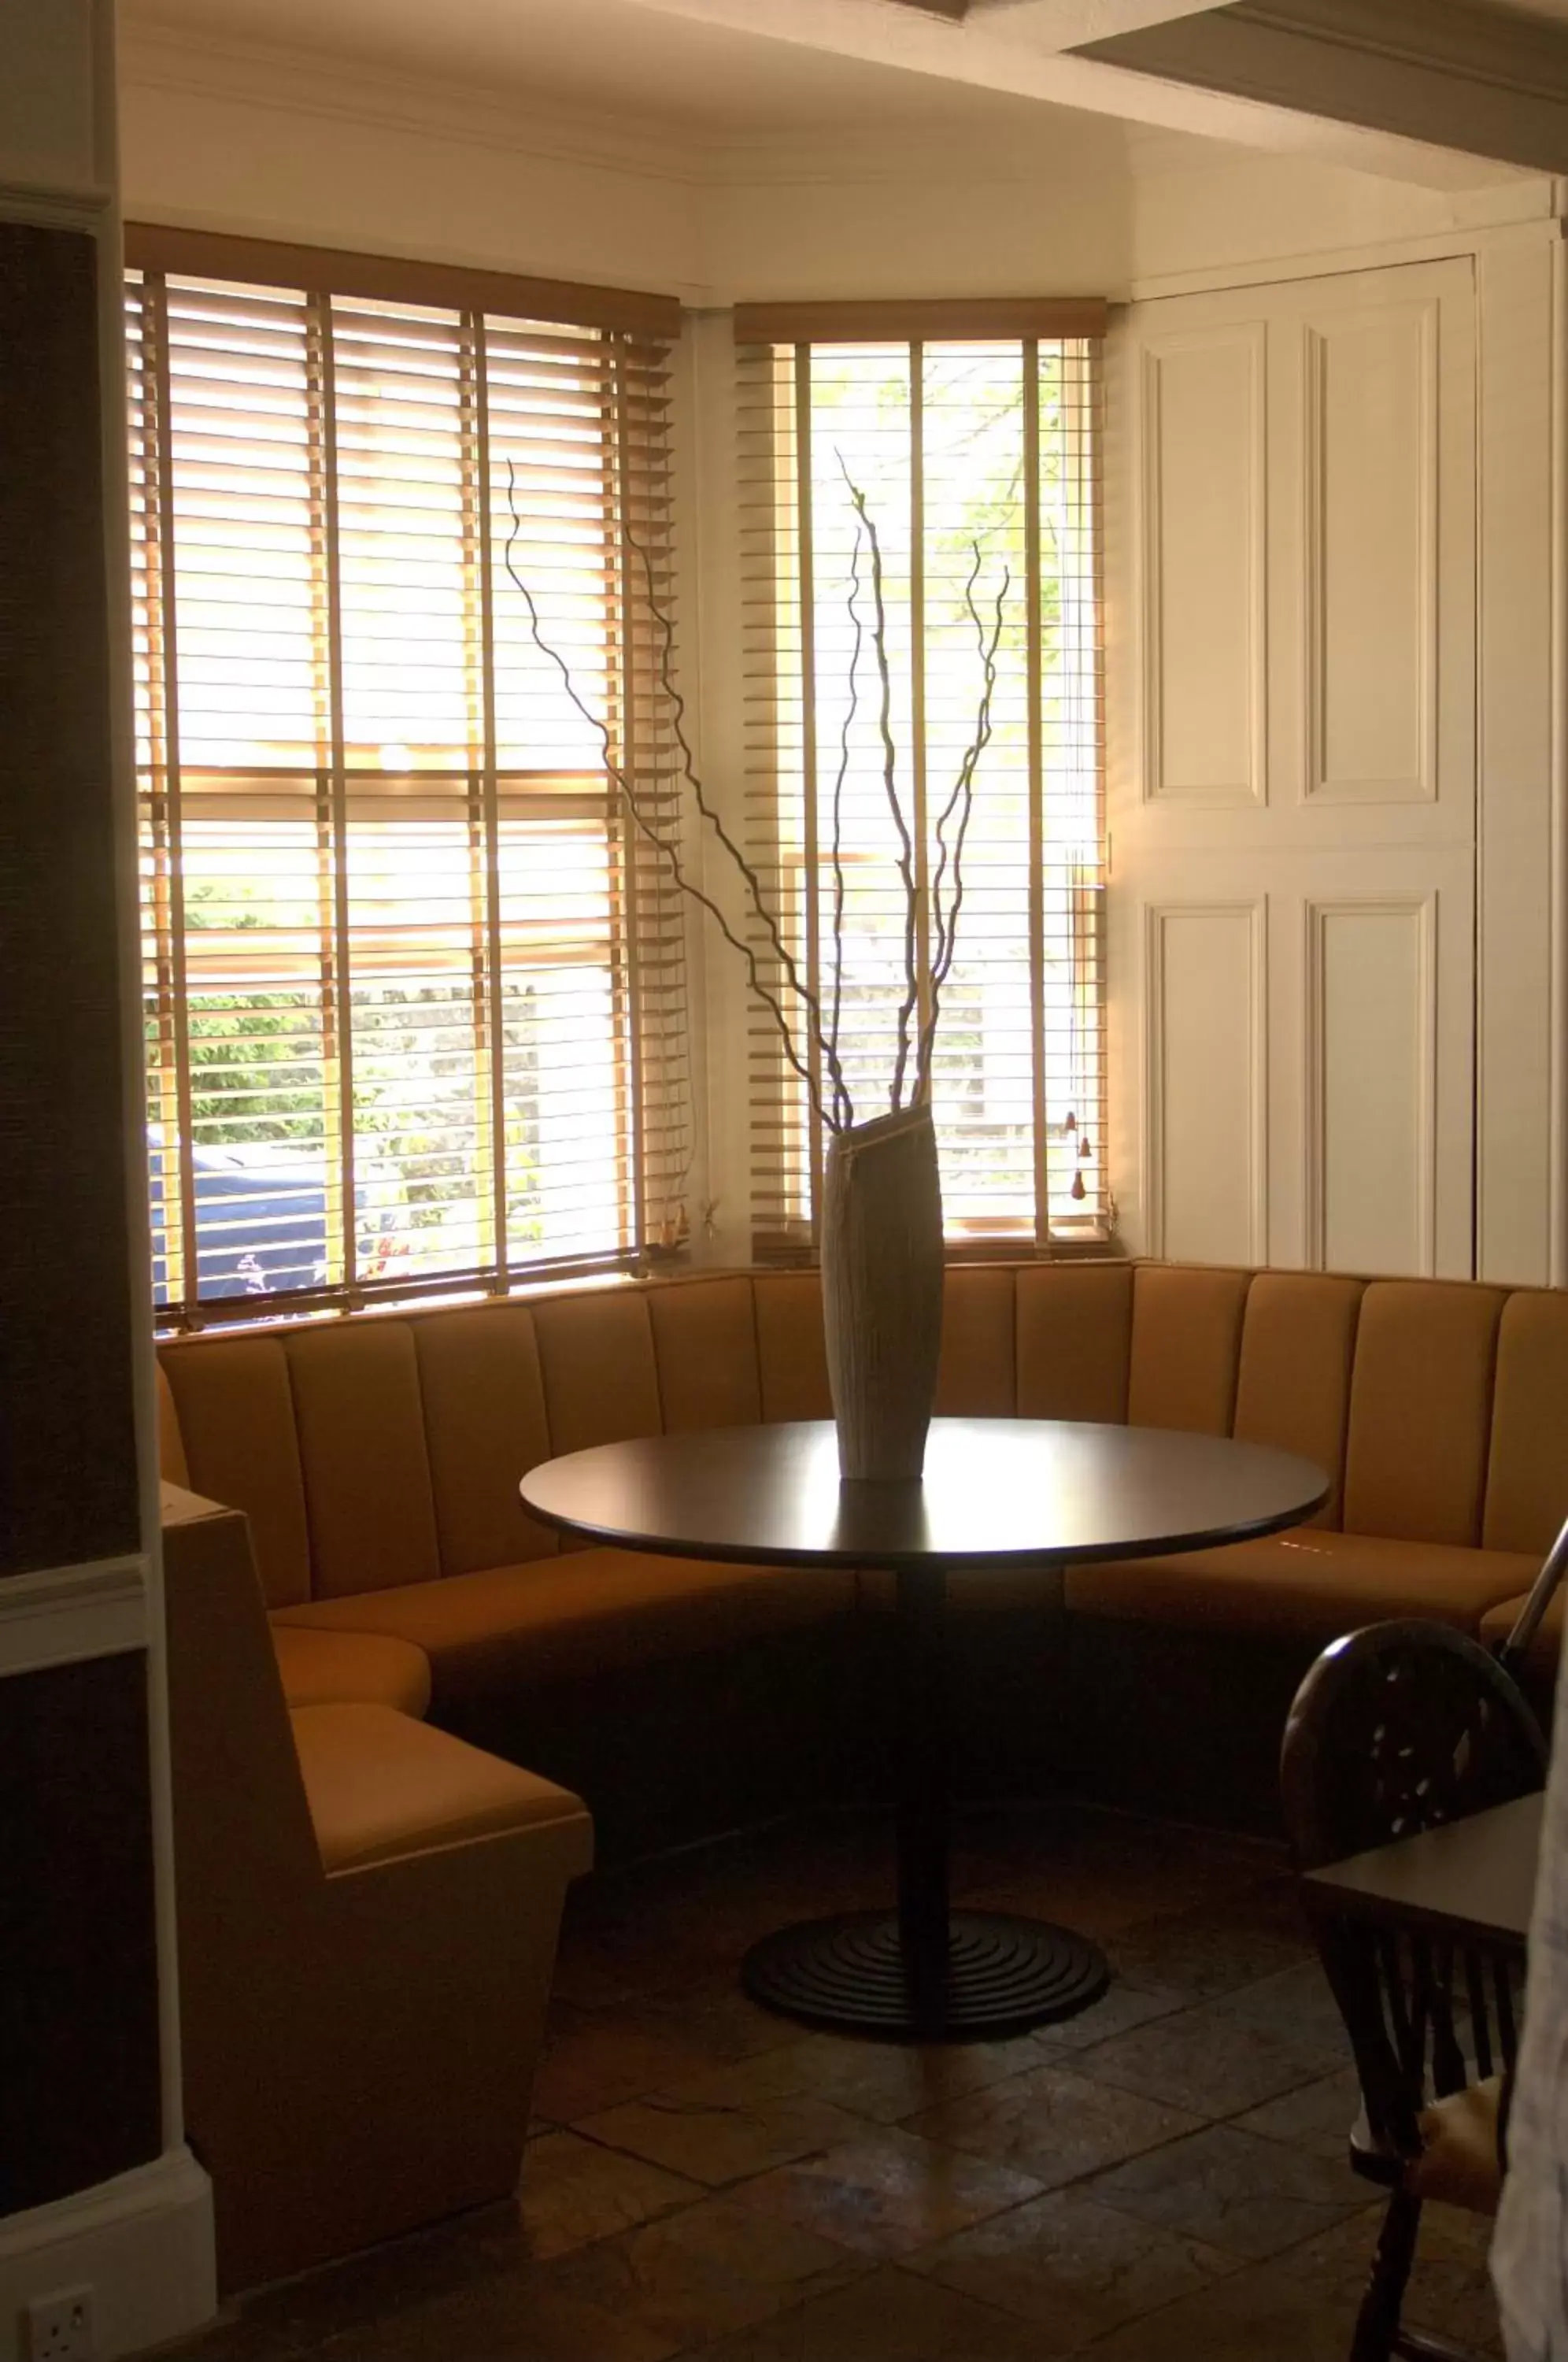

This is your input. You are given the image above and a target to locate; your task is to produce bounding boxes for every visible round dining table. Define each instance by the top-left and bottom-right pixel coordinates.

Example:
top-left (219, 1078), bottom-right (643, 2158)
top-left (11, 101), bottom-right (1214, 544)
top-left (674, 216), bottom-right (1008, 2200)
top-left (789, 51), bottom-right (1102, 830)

top-left (521, 1416), bottom-right (1328, 2043)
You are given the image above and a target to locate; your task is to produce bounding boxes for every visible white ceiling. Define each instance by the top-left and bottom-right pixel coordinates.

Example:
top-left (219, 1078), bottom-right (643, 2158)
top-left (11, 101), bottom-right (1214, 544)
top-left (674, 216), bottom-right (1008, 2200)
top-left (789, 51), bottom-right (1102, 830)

top-left (119, 0), bottom-right (1566, 187)
top-left (120, 0), bottom-right (1115, 139)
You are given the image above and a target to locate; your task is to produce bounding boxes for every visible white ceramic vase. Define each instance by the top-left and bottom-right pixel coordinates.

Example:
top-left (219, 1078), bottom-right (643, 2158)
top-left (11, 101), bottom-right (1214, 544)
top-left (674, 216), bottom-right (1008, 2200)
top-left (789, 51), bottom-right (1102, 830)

top-left (820, 1101), bottom-right (944, 1482)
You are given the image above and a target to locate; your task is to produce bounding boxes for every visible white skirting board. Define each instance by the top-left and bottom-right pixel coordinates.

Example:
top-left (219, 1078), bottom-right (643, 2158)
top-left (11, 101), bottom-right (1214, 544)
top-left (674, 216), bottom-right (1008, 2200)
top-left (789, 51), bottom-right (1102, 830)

top-left (0, 2148), bottom-right (214, 2361)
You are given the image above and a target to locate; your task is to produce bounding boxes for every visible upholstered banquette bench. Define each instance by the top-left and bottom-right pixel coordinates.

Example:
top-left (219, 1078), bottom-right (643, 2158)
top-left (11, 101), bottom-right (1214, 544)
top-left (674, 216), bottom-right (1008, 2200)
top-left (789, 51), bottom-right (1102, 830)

top-left (156, 1258), bottom-right (1568, 2289)
top-left (160, 1483), bottom-right (592, 2294)
top-left (157, 1260), bottom-right (1568, 1732)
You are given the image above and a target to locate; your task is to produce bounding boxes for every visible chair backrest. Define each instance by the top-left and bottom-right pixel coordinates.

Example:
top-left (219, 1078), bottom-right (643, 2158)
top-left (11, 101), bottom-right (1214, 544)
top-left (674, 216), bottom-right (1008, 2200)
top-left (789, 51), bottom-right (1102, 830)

top-left (1281, 1620), bottom-right (1546, 2164)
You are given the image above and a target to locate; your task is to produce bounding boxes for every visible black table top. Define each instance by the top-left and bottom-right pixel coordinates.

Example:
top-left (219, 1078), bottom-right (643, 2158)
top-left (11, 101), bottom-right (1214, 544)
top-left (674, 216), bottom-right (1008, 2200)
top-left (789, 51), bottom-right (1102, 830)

top-left (520, 1418), bottom-right (1329, 1572)
top-left (1305, 1792), bottom-right (1542, 1950)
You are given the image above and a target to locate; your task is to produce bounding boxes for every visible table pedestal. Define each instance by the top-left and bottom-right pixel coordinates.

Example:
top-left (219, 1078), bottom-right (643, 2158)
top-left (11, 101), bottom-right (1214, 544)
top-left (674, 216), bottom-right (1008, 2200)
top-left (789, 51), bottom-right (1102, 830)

top-left (741, 1566), bottom-right (1109, 2041)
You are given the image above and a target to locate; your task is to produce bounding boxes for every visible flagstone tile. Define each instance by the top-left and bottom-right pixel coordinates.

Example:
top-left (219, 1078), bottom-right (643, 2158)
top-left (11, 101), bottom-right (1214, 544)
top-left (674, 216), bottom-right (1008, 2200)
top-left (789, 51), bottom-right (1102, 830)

top-left (906, 2186), bottom-right (1240, 2349)
top-left (1087, 2123), bottom-right (1366, 2261)
top-left (908, 2060), bottom-right (1206, 2190)
top-left (577, 2087), bottom-right (864, 2187)
top-left (516, 2129), bottom-right (701, 2261)
top-left (732, 2125), bottom-right (1043, 2258)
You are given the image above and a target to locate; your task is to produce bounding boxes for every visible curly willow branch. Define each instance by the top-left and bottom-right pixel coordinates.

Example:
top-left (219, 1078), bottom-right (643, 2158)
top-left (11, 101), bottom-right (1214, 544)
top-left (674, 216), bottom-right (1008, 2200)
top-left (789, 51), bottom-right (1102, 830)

top-left (625, 531), bottom-right (848, 1127)
top-left (919, 553), bottom-right (1008, 1102)
top-left (840, 465), bottom-right (919, 1115)
top-left (502, 464), bottom-right (834, 1136)
top-left (827, 522), bottom-right (866, 1132)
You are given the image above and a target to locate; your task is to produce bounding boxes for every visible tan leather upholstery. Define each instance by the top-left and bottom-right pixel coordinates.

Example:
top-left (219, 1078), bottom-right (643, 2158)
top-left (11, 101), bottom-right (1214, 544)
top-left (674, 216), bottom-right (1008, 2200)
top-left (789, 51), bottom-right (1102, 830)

top-left (1485, 1290), bottom-right (1568, 1554)
top-left (650, 1275), bottom-right (763, 1432)
top-left (1410, 2076), bottom-right (1504, 2214)
top-left (1064, 1532), bottom-right (1537, 1639)
top-left (533, 1287), bottom-right (661, 1453)
top-left (1016, 1262), bottom-right (1132, 1423)
top-left (1344, 1283), bottom-right (1506, 1546)
top-left (936, 1266), bottom-right (1017, 1416)
top-left (753, 1271), bottom-right (833, 1420)
top-left (156, 1360), bottom-right (190, 1485)
top-left (161, 1485), bottom-right (590, 2294)
top-left (1480, 1587), bottom-right (1562, 1677)
top-left (1233, 1273), bottom-right (1363, 1528)
top-left (413, 1305), bottom-right (558, 1575)
top-left (292, 1703), bottom-right (590, 1874)
top-left (272, 1623), bottom-right (432, 1718)
top-left (276, 1551), bottom-right (856, 1702)
top-left (1128, 1264), bottom-right (1250, 1435)
top-left (160, 1335), bottom-right (312, 1608)
top-left (157, 1261), bottom-right (1568, 1693)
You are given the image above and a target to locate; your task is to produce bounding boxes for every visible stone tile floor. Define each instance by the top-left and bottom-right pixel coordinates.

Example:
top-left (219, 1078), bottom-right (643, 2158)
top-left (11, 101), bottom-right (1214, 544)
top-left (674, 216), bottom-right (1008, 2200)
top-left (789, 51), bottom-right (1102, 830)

top-left (171, 1804), bottom-right (1504, 2360)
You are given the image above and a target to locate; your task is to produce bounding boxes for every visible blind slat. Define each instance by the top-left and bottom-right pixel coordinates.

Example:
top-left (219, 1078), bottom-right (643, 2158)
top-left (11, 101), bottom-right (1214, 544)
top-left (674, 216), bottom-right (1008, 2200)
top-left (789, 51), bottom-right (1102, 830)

top-left (131, 259), bottom-right (687, 1323)
top-left (739, 335), bottom-right (1108, 1255)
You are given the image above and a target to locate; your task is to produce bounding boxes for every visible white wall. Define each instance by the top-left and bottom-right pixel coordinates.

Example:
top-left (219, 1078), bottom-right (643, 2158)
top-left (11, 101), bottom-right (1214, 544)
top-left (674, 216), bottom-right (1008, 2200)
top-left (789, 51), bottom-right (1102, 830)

top-left (119, 33), bottom-right (701, 294)
top-left (116, 39), bottom-right (1567, 1284)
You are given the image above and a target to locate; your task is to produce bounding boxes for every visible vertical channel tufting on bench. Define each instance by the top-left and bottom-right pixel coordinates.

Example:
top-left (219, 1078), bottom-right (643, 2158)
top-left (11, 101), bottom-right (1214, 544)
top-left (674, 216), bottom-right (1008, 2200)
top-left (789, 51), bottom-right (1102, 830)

top-left (1127, 1264), bottom-right (1252, 1435)
top-left (1483, 1290), bottom-right (1568, 1555)
top-left (531, 1288), bottom-right (662, 1454)
top-left (753, 1270), bottom-right (834, 1421)
top-left (1343, 1283), bottom-right (1507, 1548)
top-left (1232, 1272), bottom-right (1365, 1528)
top-left (413, 1304), bottom-right (560, 1575)
top-left (160, 1334), bottom-right (314, 1607)
top-left (155, 1357), bottom-right (190, 1486)
top-left (649, 1275), bottom-right (764, 1432)
top-left (1015, 1263), bottom-right (1133, 1422)
top-left (283, 1321), bottom-right (441, 1598)
top-left (935, 1266), bottom-right (1018, 1416)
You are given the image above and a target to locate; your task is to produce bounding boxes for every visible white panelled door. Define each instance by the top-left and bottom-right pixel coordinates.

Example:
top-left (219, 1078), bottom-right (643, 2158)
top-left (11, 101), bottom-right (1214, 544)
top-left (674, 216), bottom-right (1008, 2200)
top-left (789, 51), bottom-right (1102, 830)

top-left (1108, 258), bottom-right (1477, 1277)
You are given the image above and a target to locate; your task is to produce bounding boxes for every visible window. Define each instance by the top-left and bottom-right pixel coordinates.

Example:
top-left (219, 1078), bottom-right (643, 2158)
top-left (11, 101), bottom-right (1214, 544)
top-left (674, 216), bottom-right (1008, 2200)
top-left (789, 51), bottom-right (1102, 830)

top-left (736, 301), bottom-right (1107, 1255)
top-left (127, 230), bottom-right (688, 1324)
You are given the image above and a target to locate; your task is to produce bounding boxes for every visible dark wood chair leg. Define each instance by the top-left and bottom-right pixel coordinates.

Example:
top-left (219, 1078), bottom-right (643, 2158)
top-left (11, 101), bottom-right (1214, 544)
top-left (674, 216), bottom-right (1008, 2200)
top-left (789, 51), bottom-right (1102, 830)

top-left (1352, 2189), bottom-right (1421, 2362)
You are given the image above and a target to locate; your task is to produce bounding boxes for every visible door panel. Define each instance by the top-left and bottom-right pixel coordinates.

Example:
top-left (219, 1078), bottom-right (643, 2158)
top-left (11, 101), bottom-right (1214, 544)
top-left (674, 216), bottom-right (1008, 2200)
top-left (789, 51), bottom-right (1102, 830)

top-left (1110, 257), bottom-right (1477, 1278)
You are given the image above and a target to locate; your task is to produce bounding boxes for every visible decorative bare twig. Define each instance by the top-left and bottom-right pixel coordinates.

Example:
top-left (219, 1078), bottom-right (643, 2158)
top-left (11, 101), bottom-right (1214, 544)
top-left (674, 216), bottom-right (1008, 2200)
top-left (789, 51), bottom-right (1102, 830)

top-left (840, 468), bottom-right (920, 1114)
top-left (502, 465), bottom-right (834, 1134)
top-left (918, 550), bottom-right (1008, 1100)
top-left (827, 523), bottom-right (865, 1131)
top-left (500, 459), bottom-right (1008, 1156)
top-left (625, 531), bottom-right (849, 1127)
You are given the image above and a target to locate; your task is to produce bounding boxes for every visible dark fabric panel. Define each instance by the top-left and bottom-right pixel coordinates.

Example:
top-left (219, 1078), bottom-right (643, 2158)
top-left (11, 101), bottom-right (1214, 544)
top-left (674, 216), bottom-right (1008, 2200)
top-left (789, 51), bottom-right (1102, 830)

top-left (0, 223), bottom-right (139, 1575)
top-left (0, 1653), bottom-right (163, 2212)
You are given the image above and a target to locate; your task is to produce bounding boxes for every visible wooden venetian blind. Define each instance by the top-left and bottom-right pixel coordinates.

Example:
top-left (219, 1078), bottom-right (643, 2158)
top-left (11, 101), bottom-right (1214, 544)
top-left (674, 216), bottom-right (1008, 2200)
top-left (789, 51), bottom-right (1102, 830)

top-left (735, 302), bottom-right (1108, 1257)
top-left (126, 228), bottom-right (688, 1324)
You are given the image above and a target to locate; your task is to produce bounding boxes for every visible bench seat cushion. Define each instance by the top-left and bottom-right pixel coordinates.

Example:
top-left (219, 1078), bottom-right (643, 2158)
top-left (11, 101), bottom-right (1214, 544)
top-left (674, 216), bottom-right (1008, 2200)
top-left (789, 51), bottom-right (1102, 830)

top-left (272, 1625), bottom-right (432, 1719)
top-left (290, 1703), bottom-right (590, 1875)
top-left (1064, 1531), bottom-right (1538, 1640)
top-left (1479, 1589), bottom-right (1560, 1678)
top-left (273, 1551), bottom-right (856, 1705)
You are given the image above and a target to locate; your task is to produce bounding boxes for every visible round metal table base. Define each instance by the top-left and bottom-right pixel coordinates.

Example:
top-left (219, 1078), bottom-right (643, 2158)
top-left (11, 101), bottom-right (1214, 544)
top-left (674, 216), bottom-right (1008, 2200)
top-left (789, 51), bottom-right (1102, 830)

top-left (741, 1909), bottom-right (1111, 2042)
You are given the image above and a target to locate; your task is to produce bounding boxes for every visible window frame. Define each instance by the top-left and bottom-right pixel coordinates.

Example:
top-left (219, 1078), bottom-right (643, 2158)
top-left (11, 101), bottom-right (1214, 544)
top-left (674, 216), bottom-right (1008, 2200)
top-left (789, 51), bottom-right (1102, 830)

top-left (128, 227), bottom-right (689, 1328)
top-left (733, 304), bottom-right (1110, 1261)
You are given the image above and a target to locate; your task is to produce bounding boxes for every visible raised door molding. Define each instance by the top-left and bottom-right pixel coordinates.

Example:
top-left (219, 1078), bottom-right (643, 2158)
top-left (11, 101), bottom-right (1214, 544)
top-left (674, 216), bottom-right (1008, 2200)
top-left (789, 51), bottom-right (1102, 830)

top-left (1302, 298), bottom-right (1439, 804)
top-left (1143, 898), bottom-right (1267, 1264)
top-left (1305, 892), bottom-right (1437, 1275)
top-left (1138, 321), bottom-right (1267, 809)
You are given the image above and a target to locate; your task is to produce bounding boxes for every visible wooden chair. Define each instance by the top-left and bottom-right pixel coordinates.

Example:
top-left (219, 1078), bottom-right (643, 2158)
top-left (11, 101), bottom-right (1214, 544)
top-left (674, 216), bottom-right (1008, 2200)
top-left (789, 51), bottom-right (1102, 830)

top-left (1281, 1619), bottom-right (1546, 2362)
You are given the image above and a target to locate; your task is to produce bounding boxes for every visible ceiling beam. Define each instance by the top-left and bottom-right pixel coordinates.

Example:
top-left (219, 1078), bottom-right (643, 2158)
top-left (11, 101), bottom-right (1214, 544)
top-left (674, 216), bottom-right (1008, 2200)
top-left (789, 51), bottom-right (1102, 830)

top-left (887, 0), bottom-right (1226, 28)
top-left (1075, 0), bottom-right (1568, 172)
top-left (601, 0), bottom-right (1520, 184)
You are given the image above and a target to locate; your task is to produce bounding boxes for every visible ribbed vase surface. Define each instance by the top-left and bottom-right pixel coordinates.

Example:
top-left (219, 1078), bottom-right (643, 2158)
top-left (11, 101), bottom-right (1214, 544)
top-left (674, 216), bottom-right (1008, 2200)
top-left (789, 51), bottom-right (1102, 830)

top-left (820, 1101), bottom-right (944, 1482)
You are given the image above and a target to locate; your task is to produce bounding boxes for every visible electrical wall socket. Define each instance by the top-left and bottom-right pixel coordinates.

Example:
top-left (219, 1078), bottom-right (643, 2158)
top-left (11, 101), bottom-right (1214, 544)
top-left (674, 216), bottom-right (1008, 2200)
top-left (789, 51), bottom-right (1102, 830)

top-left (24, 2286), bottom-right (95, 2362)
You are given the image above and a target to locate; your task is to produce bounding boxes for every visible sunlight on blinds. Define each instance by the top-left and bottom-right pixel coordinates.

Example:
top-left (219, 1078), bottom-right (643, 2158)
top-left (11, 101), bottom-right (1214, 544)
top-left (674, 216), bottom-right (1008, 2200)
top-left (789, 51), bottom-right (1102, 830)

top-left (739, 336), bottom-right (1105, 1254)
top-left (129, 260), bottom-right (683, 1321)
